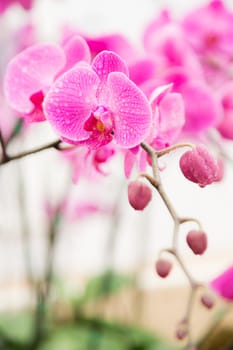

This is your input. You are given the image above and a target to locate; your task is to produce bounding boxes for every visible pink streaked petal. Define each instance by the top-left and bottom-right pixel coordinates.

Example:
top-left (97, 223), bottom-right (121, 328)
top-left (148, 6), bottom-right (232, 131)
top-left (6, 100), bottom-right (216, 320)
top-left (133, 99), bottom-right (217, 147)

top-left (158, 92), bottom-right (185, 143)
top-left (4, 44), bottom-right (66, 114)
top-left (44, 67), bottom-right (100, 141)
top-left (92, 50), bottom-right (129, 104)
top-left (149, 83), bottom-right (173, 110)
top-left (61, 35), bottom-right (91, 73)
top-left (92, 50), bottom-right (129, 82)
top-left (108, 72), bottom-right (152, 148)
top-left (138, 149), bottom-right (148, 172)
top-left (124, 149), bottom-right (137, 178)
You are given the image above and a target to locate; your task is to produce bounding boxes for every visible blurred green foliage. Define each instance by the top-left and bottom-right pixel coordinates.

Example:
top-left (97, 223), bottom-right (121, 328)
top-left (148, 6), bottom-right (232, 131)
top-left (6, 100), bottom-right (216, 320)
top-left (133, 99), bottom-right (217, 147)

top-left (0, 272), bottom-right (175, 350)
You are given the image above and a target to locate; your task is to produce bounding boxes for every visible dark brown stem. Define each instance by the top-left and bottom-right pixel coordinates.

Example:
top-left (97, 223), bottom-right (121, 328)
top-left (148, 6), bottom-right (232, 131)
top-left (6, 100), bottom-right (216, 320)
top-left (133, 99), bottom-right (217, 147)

top-left (0, 139), bottom-right (62, 165)
top-left (0, 129), bottom-right (9, 162)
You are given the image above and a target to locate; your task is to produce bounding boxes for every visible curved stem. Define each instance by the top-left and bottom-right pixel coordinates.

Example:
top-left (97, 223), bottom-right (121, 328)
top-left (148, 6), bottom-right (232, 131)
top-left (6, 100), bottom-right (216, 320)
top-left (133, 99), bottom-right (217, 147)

top-left (156, 143), bottom-right (194, 158)
top-left (0, 139), bottom-right (62, 165)
top-left (140, 142), bottom-right (201, 348)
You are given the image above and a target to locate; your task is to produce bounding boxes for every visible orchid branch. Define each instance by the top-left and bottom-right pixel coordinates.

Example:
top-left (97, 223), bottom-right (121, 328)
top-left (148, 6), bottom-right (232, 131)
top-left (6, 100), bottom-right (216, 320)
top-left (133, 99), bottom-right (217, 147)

top-left (0, 129), bottom-right (9, 162)
top-left (0, 139), bottom-right (62, 165)
top-left (140, 141), bottom-right (201, 349)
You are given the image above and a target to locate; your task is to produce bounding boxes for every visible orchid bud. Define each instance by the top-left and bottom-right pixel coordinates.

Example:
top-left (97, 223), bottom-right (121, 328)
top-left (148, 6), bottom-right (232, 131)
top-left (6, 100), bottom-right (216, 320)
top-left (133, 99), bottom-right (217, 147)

top-left (155, 258), bottom-right (172, 278)
top-left (176, 328), bottom-right (187, 340)
top-left (179, 145), bottom-right (219, 187)
top-left (186, 230), bottom-right (208, 255)
top-left (127, 180), bottom-right (152, 210)
top-left (201, 294), bottom-right (215, 309)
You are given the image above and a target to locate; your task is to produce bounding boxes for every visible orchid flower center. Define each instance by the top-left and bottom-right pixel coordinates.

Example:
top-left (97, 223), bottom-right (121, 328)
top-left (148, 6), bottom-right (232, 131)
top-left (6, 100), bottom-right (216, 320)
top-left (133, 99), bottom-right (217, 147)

top-left (84, 105), bottom-right (114, 135)
top-left (30, 90), bottom-right (44, 109)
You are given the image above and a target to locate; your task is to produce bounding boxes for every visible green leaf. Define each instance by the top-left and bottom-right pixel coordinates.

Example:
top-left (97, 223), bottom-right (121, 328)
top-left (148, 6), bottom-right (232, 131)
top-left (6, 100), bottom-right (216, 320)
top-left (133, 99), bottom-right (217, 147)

top-left (78, 270), bottom-right (135, 305)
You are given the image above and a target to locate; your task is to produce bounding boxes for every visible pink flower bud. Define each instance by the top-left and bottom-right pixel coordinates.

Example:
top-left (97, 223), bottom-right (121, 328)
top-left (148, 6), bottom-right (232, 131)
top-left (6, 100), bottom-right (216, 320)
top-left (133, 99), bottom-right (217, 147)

top-left (179, 145), bottom-right (220, 187)
top-left (127, 180), bottom-right (152, 210)
top-left (201, 294), bottom-right (215, 309)
top-left (175, 328), bottom-right (187, 340)
top-left (155, 258), bottom-right (172, 278)
top-left (186, 230), bottom-right (208, 255)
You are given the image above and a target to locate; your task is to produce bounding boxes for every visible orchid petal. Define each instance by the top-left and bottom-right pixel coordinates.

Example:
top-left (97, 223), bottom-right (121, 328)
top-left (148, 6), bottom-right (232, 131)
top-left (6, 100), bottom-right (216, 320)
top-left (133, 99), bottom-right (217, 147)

top-left (158, 92), bottom-right (185, 143)
top-left (84, 33), bottom-right (136, 60)
top-left (62, 35), bottom-right (91, 73)
top-left (210, 265), bottom-right (233, 301)
top-left (182, 81), bottom-right (222, 132)
top-left (44, 66), bottom-right (100, 141)
top-left (129, 57), bottom-right (157, 86)
top-left (4, 44), bottom-right (66, 114)
top-left (124, 149), bottom-right (137, 178)
top-left (107, 72), bottom-right (152, 148)
top-left (92, 50), bottom-right (129, 81)
top-left (149, 83), bottom-right (173, 109)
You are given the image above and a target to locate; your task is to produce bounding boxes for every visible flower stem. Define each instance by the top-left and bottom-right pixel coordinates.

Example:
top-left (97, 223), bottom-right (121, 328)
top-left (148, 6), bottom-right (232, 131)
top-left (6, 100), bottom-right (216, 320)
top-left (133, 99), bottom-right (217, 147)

top-left (0, 139), bottom-right (62, 165)
top-left (140, 141), bottom-right (201, 348)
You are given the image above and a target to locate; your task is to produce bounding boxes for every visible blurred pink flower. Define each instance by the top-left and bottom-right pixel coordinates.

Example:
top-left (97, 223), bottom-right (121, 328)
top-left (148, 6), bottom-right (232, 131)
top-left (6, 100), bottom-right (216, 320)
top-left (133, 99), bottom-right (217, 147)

top-left (217, 82), bottom-right (233, 140)
top-left (143, 10), bottom-right (203, 76)
top-left (0, 0), bottom-right (34, 13)
top-left (182, 0), bottom-right (233, 58)
top-left (210, 265), bottom-right (233, 301)
top-left (44, 50), bottom-right (152, 149)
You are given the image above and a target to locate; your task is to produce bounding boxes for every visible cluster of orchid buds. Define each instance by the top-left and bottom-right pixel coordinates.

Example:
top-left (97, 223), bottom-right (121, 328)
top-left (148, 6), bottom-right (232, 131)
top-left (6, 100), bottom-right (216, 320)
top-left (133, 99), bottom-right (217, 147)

top-left (1, 0), bottom-right (233, 349)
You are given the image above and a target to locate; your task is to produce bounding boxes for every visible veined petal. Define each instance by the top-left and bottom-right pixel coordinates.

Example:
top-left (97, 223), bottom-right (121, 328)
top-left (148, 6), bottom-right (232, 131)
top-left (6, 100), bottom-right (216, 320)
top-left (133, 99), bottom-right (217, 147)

top-left (61, 35), bottom-right (91, 73)
top-left (107, 72), bottom-right (152, 148)
top-left (4, 44), bottom-right (66, 114)
top-left (44, 66), bottom-right (100, 141)
top-left (92, 51), bottom-right (129, 104)
top-left (92, 50), bottom-right (129, 82)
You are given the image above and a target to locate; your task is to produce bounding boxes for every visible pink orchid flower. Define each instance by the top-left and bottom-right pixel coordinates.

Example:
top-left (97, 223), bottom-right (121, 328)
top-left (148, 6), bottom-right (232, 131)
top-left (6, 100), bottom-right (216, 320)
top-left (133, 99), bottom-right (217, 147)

top-left (44, 50), bottom-right (152, 149)
top-left (210, 265), bottom-right (233, 301)
top-left (4, 36), bottom-right (91, 123)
